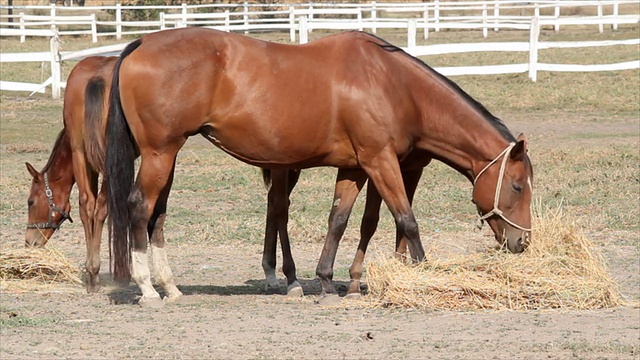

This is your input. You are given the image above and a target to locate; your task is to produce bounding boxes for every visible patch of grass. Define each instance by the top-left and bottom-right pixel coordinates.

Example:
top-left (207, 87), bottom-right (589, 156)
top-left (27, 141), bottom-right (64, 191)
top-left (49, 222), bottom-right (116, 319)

top-left (0, 310), bottom-right (59, 328)
top-left (559, 340), bottom-right (639, 355)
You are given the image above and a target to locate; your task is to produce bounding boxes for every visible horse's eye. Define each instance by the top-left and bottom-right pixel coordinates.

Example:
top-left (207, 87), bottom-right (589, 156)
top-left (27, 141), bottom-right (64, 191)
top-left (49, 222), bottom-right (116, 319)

top-left (512, 183), bottom-right (523, 193)
top-left (28, 199), bottom-right (34, 207)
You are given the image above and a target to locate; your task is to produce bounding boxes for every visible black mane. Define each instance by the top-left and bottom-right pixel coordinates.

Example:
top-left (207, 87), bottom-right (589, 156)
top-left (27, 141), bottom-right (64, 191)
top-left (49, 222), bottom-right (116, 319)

top-left (373, 40), bottom-right (516, 143)
top-left (42, 128), bottom-right (70, 172)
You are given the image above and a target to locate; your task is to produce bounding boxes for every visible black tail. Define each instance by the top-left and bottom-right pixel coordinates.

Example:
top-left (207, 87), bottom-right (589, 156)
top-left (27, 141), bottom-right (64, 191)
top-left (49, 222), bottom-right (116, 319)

top-left (105, 39), bottom-right (142, 283)
top-left (84, 76), bottom-right (106, 174)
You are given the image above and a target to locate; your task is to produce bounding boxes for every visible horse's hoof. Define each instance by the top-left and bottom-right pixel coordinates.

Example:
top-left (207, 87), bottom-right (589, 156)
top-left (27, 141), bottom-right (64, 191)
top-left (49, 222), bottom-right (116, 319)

top-left (317, 294), bottom-right (341, 306)
top-left (345, 292), bottom-right (362, 300)
top-left (265, 284), bottom-right (282, 295)
top-left (286, 283), bottom-right (304, 298)
top-left (85, 284), bottom-right (101, 294)
top-left (138, 296), bottom-right (165, 309)
top-left (163, 292), bottom-right (183, 304)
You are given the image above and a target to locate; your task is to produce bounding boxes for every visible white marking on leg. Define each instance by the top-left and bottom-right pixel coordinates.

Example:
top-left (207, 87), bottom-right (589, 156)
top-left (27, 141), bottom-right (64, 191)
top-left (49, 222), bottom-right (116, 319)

top-left (131, 250), bottom-right (161, 301)
top-left (151, 244), bottom-right (183, 301)
top-left (265, 269), bottom-right (279, 290)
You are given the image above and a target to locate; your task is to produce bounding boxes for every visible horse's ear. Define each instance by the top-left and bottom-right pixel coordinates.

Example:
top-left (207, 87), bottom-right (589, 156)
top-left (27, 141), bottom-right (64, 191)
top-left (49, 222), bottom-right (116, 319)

top-left (511, 133), bottom-right (527, 161)
top-left (25, 162), bottom-right (40, 181)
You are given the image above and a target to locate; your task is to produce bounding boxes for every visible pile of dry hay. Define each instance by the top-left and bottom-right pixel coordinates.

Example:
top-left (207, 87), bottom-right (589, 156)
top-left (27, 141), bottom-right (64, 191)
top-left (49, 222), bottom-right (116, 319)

top-left (0, 248), bottom-right (82, 286)
top-left (366, 207), bottom-right (624, 311)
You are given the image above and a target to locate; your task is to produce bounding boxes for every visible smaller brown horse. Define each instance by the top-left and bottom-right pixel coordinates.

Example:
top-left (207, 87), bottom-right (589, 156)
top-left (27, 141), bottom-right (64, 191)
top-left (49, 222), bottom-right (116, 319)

top-left (26, 56), bottom-right (116, 292)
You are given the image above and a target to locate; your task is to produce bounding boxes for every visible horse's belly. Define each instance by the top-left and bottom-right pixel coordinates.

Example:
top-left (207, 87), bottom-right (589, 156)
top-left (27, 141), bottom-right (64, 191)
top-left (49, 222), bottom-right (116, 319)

top-left (199, 124), bottom-right (350, 168)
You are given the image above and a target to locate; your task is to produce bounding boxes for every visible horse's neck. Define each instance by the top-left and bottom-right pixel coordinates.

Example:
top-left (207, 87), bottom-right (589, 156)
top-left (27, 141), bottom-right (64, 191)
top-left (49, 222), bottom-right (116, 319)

top-left (44, 140), bottom-right (76, 194)
top-left (418, 101), bottom-right (510, 181)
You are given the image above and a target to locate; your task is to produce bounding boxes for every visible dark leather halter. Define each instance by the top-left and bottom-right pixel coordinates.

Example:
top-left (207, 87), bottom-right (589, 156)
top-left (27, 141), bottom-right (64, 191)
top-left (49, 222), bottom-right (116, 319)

top-left (26, 172), bottom-right (73, 230)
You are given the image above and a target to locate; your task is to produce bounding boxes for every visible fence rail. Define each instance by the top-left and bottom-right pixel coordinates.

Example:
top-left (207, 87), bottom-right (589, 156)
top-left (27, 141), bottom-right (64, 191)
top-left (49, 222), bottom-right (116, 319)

top-left (1, 1), bottom-right (638, 42)
top-left (1, 1), bottom-right (638, 98)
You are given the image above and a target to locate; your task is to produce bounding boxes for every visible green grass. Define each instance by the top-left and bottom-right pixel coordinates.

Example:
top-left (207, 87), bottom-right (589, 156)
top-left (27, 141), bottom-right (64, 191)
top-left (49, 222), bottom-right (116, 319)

top-left (0, 305), bottom-right (59, 328)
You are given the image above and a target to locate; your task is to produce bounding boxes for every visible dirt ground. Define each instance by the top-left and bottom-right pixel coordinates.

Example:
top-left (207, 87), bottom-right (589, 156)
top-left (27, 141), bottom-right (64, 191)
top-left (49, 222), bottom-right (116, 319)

top-left (1, 116), bottom-right (639, 359)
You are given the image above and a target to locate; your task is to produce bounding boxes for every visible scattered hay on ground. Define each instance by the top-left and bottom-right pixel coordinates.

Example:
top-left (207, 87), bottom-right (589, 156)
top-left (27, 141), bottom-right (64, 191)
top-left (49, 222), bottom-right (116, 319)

top-left (366, 206), bottom-right (624, 311)
top-left (0, 248), bottom-right (82, 288)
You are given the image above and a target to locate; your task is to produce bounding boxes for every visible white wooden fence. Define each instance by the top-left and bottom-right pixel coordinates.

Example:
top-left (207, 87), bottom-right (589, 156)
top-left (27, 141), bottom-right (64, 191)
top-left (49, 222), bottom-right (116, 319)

top-left (1, 2), bottom-right (638, 98)
top-left (1, 1), bottom-right (638, 42)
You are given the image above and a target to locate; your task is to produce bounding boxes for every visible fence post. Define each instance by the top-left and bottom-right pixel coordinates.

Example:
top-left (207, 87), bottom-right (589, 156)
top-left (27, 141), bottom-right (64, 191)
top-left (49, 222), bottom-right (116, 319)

top-left (160, 12), bottom-right (166, 30)
top-left (528, 17), bottom-right (540, 82)
top-left (423, 7), bottom-right (429, 39)
top-left (494, 0), bottom-right (499, 32)
top-left (20, 12), bottom-right (25, 43)
top-left (613, 2), bottom-right (619, 30)
top-left (116, 3), bottom-right (122, 39)
top-left (91, 13), bottom-right (97, 43)
top-left (407, 19), bottom-right (417, 56)
top-left (50, 33), bottom-right (61, 99)
top-left (554, 0), bottom-right (560, 32)
top-left (289, 7), bottom-right (295, 42)
top-left (371, 1), bottom-right (377, 34)
top-left (298, 15), bottom-right (308, 44)
top-left (482, 3), bottom-right (488, 38)
top-left (434, 0), bottom-right (440, 32)
top-left (243, 1), bottom-right (249, 34)
top-left (224, 10), bottom-right (230, 32)
top-left (357, 7), bottom-right (363, 31)
top-left (534, 2), bottom-right (540, 18)
top-left (308, 4), bottom-right (313, 33)
top-left (50, 3), bottom-right (56, 34)
top-left (181, 3), bottom-right (187, 27)
top-left (597, 2), bottom-right (604, 33)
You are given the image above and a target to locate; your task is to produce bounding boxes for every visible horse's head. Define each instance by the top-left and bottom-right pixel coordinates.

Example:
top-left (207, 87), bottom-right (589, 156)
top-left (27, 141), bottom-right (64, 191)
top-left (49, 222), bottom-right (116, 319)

top-left (25, 162), bottom-right (73, 247)
top-left (472, 134), bottom-right (533, 253)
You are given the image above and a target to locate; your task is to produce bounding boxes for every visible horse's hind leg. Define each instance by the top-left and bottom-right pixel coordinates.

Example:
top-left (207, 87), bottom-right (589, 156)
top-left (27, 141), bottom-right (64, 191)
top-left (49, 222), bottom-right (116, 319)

top-left (92, 178), bottom-right (108, 284)
top-left (346, 179), bottom-right (381, 298)
top-left (262, 170), bottom-right (284, 294)
top-left (316, 168), bottom-right (368, 298)
top-left (262, 169), bottom-right (303, 296)
top-left (129, 151), bottom-right (182, 308)
top-left (147, 161), bottom-right (183, 304)
top-left (280, 169), bottom-right (302, 297)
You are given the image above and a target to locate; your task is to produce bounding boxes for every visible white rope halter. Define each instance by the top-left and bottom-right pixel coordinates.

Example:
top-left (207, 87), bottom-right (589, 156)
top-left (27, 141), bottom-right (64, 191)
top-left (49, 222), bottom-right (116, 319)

top-left (473, 142), bottom-right (531, 232)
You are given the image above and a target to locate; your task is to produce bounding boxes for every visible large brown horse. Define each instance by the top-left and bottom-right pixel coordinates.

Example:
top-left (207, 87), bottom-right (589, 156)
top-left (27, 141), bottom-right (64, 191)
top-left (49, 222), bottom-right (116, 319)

top-left (24, 55), bottom-right (417, 299)
top-left (25, 56), bottom-right (116, 293)
top-left (106, 28), bottom-right (533, 307)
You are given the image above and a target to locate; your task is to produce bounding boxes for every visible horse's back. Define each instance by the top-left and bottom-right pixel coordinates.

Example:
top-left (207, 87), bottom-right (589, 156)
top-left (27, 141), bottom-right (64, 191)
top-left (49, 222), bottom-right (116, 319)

top-left (118, 28), bottom-right (422, 168)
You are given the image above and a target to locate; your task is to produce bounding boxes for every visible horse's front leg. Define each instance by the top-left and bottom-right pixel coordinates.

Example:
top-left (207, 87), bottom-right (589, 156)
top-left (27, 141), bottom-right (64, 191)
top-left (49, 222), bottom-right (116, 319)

top-left (72, 152), bottom-right (101, 293)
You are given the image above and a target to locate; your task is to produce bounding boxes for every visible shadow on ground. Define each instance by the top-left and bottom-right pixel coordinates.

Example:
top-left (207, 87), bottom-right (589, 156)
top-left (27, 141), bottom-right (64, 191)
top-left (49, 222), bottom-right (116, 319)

top-left (104, 277), bottom-right (366, 305)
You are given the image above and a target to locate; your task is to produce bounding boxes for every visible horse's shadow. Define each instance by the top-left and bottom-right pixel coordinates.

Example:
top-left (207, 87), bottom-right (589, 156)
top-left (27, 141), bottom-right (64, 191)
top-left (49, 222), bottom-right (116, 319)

top-left (105, 277), bottom-right (364, 305)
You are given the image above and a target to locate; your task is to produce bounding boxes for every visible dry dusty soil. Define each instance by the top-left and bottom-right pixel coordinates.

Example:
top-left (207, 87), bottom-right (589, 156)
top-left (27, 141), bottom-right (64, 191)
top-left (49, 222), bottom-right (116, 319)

top-left (1, 116), bottom-right (639, 360)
